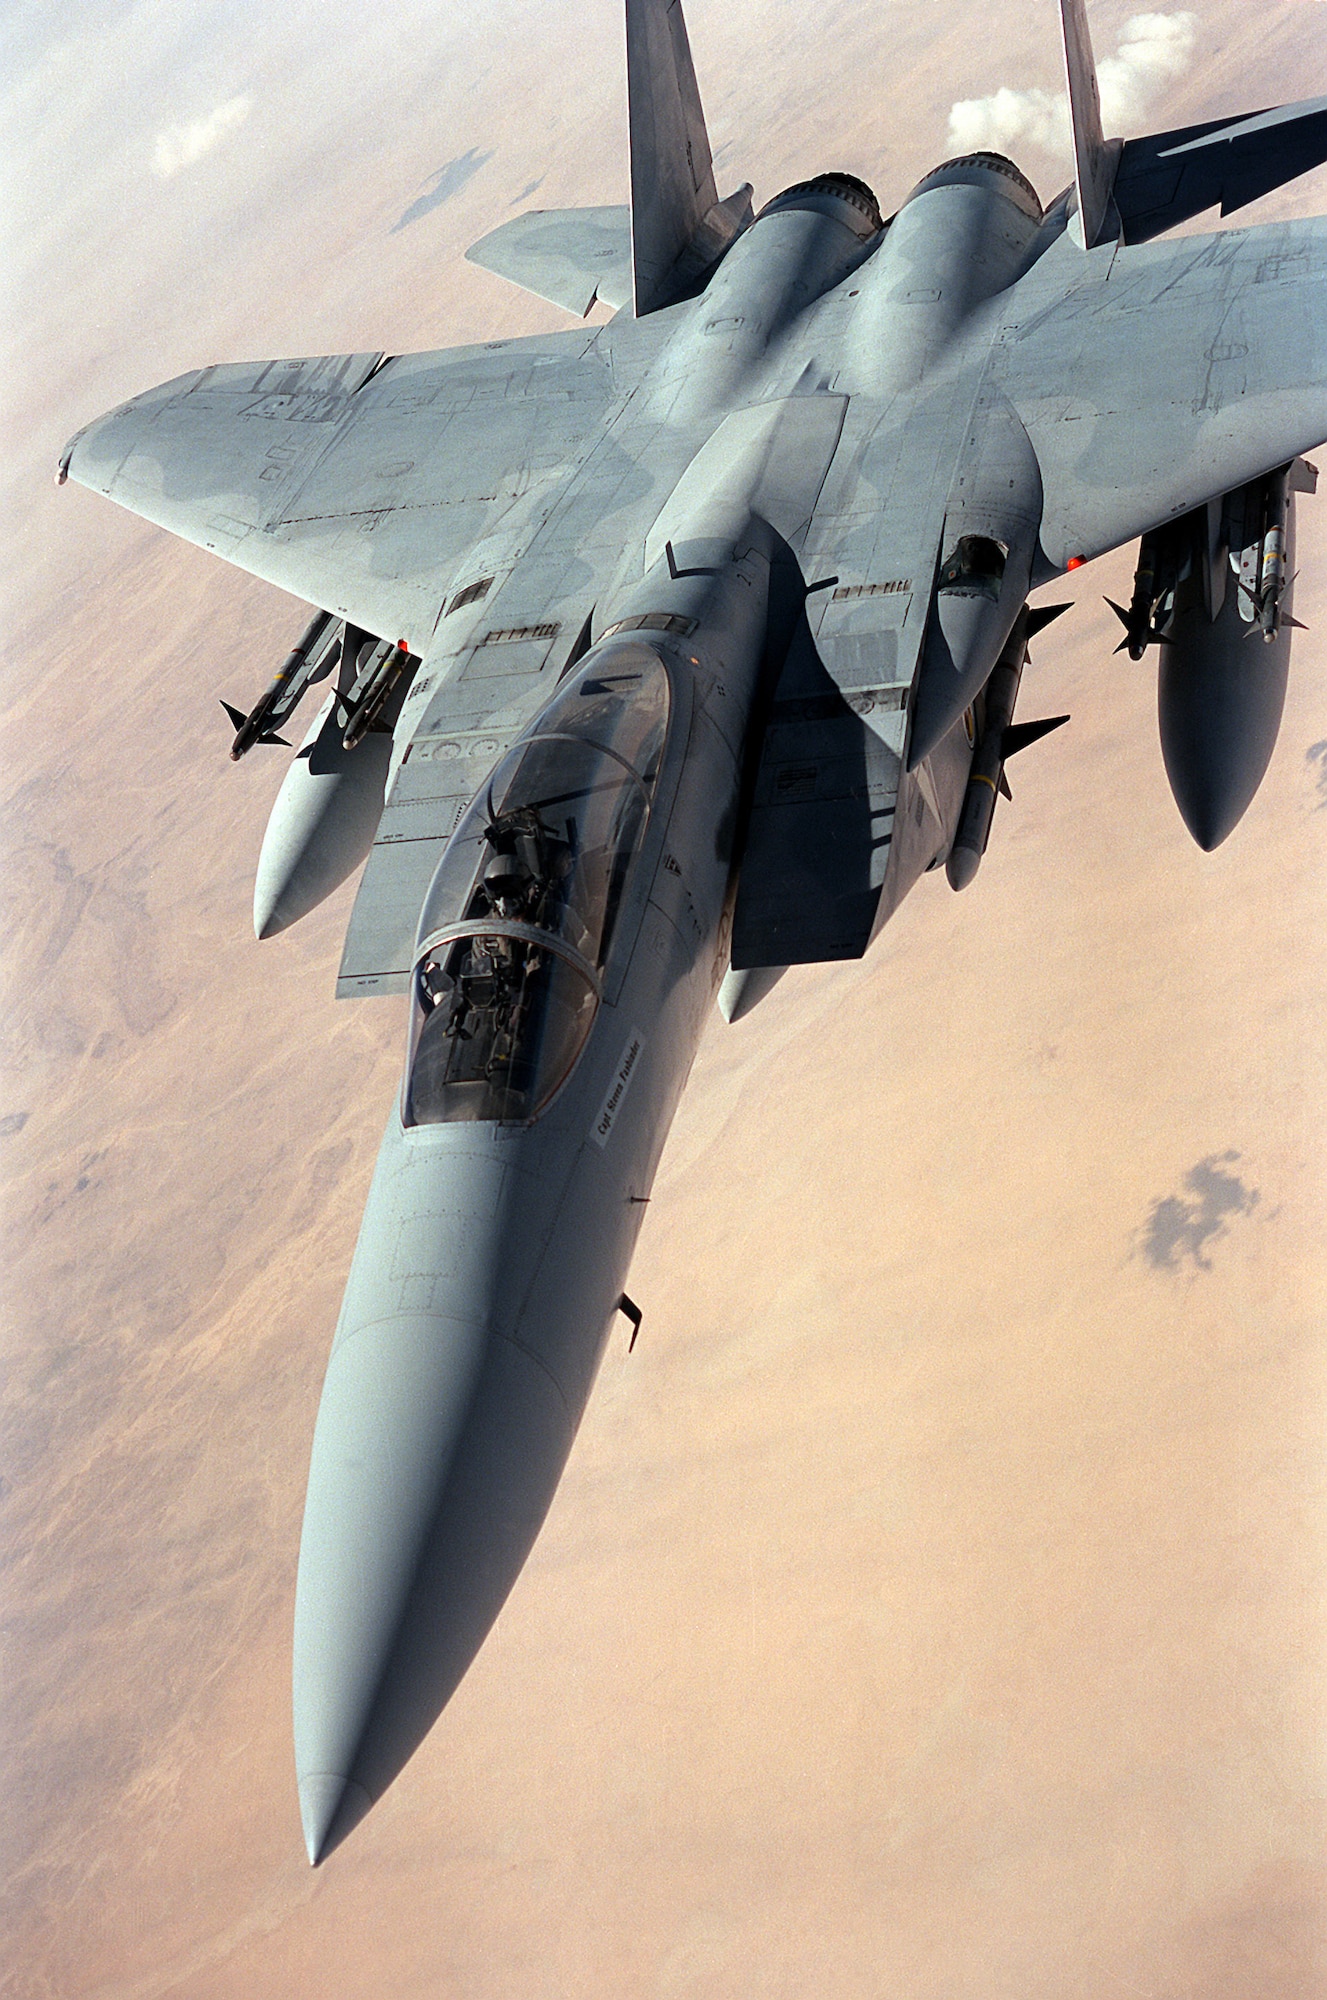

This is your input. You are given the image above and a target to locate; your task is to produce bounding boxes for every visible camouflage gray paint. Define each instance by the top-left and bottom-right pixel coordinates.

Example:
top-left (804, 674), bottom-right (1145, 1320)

top-left (62, 0), bottom-right (1327, 1862)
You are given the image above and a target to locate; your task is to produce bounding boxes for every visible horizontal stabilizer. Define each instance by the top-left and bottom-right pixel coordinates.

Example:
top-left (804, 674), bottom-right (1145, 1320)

top-left (465, 207), bottom-right (633, 316)
top-left (1114, 96), bottom-right (1327, 244)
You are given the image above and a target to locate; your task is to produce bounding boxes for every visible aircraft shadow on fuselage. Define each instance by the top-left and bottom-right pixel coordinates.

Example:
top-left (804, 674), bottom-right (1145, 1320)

top-left (732, 543), bottom-right (898, 970)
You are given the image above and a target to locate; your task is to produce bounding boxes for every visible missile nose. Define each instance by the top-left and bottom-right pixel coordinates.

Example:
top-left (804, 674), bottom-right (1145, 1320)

top-left (299, 1772), bottom-right (372, 1866)
top-left (945, 843), bottom-right (980, 891)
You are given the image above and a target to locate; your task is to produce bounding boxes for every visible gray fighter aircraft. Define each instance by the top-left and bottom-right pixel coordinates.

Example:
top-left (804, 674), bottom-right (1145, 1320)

top-left (62, 0), bottom-right (1326, 1864)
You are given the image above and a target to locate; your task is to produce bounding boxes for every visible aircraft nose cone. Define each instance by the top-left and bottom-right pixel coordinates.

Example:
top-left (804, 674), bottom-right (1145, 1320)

top-left (290, 1129), bottom-right (605, 1860)
top-left (299, 1773), bottom-right (372, 1867)
top-left (293, 1306), bottom-right (492, 1836)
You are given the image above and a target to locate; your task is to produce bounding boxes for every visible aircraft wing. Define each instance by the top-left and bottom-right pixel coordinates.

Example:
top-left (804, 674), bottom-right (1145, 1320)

top-left (60, 332), bottom-right (625, 647)
top-left (1000, 215), bottom-right (1327, 568)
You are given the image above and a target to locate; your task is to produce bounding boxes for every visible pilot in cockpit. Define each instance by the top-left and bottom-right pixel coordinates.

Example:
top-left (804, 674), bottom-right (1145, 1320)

top-left (415, 809), bottom-right (571, 1056)
top-left (475, 806), bottom-right (569, 926)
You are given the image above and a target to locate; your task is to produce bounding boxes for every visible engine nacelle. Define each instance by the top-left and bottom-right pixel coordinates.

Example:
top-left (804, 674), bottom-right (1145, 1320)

top-left (1119, 462), bottom-right (1314, 850)
top-left (661, 173), bottom-right (882, 424)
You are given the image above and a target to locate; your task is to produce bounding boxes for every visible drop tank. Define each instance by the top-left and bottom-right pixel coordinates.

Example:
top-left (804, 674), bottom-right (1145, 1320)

top-left (1113, 463), bottom-right (1315, 849)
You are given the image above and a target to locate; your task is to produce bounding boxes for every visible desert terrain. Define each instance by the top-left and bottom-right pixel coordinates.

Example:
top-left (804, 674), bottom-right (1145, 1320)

top-left (3, 1), bottom-right (1326, 1993)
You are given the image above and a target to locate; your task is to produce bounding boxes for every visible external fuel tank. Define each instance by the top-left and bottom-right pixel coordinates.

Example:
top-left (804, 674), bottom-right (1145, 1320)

top-left (252, 691), bottom-right (393, 939)
top-left (1122, 464), bottom-right (1314, 849)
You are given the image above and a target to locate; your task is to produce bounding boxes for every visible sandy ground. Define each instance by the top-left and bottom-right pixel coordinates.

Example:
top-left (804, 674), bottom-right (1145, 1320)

top-left (3, 2), bottom-right (1325, 1994)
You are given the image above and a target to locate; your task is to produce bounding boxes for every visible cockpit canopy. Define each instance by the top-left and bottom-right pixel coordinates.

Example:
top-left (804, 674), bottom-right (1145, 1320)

top-left (402, 645), bottom-right (670, 1128)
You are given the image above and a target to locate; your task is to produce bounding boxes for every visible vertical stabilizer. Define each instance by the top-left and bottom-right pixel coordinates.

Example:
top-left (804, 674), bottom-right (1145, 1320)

top-left (1058, 0), bottom-right (1118, 246)
top-left (627, 0), bottom-right (720, 313)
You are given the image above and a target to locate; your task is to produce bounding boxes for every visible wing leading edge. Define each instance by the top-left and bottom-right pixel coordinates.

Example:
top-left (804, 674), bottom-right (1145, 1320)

top-left (61, 333), bottom-right (625, 645)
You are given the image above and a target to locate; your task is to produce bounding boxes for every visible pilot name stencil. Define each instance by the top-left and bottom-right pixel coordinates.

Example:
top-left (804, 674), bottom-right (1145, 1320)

top-left (592, 1031), bottom-right (645, 1147)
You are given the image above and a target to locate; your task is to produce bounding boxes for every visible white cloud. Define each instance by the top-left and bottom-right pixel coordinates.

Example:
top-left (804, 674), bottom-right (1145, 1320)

top-left (946, 11), bottom-right (1197, 160)
top-left (151, 94), bottom-right (252, 179)
top-left (1097, 11), bottom-right (1197, 128)
top-left (948, 85), bottom-right (1070, 158)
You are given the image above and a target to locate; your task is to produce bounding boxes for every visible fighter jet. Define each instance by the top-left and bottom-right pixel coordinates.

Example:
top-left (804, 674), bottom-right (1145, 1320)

top-left (61, 0), bottom-right (1326, 1863)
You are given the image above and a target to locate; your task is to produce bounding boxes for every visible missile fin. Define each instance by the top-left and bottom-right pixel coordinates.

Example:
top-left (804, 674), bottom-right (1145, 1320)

top-left (1002, 714), bottom-right (1070, 758)
top-left (1026, 601), bottom-right (1072, 636)
top-left (1105, 597), bottom-right (1172, 653)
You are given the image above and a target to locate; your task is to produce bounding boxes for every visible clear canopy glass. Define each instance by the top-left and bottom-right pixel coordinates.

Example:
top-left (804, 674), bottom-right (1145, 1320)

top-left (403, 645), bottom-right (669, 1127)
